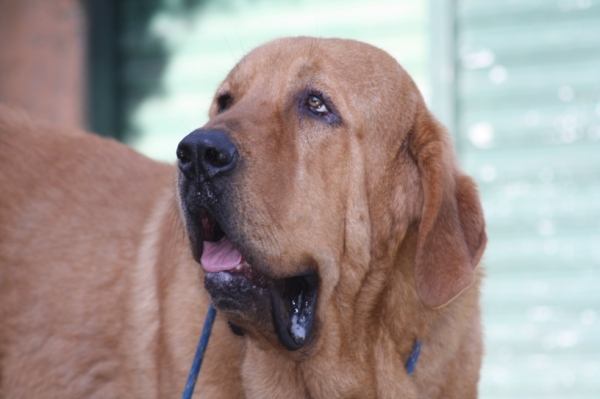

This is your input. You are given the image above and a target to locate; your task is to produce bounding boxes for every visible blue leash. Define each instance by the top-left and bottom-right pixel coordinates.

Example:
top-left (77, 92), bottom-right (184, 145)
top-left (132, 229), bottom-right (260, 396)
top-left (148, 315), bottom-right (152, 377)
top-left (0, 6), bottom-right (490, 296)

top-left (181, 304), bottom-right (216, 399)
top-left (181, 304), bottom-right (421, 398)
top-left (405, 340), bottom-right (422, 376)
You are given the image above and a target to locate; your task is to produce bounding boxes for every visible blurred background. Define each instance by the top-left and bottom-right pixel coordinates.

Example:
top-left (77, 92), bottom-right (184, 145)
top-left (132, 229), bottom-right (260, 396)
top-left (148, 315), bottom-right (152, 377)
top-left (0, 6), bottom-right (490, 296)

top-left (1, 0), bottom-right (599, 397)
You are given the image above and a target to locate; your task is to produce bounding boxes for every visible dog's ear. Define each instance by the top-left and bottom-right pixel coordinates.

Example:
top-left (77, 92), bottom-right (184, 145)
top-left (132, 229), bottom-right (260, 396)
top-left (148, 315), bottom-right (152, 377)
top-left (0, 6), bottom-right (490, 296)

top-left (409, 105), bottom-right (487, 308)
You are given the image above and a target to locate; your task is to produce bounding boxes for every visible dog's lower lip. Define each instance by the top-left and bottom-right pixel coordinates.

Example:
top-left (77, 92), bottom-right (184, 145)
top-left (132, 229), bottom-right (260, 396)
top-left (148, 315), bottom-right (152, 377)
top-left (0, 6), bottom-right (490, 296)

top-left (204, 263), bottom-right (319, 350)
top-left (224, 260), bottom-right (273, 289)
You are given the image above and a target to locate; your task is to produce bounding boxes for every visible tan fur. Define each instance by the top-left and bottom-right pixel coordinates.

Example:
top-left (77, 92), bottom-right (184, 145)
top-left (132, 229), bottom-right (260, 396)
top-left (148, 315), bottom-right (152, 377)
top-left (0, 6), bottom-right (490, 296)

top-left (0, 37), bottom-right (486, 398)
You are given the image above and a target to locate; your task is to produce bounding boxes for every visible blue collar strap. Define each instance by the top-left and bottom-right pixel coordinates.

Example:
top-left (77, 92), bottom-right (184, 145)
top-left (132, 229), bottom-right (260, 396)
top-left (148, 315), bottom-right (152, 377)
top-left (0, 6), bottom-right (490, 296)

top-left (181, 305), bottom-right (422, 398)
top-left (405, 340), bottom-right (422, 376)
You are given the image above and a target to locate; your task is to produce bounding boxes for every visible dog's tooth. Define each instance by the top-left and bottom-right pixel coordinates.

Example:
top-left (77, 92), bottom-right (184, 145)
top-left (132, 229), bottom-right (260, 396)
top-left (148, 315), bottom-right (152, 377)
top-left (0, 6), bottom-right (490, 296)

top-left (235, 264), bottom-right (242, 271)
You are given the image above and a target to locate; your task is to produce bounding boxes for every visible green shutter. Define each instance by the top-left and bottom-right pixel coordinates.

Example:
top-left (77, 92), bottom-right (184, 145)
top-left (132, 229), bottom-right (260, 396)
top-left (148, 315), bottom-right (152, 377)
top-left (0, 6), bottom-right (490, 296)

top-left (86, 0), bottom-right (121, 138)
top-left (453, 0), bottom-right (600, 397)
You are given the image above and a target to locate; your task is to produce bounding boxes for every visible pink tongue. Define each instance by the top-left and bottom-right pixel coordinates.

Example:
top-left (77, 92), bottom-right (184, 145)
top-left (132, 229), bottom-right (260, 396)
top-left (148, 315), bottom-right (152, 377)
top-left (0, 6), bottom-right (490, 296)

top-left (201, 238), bottom-right (243, 273)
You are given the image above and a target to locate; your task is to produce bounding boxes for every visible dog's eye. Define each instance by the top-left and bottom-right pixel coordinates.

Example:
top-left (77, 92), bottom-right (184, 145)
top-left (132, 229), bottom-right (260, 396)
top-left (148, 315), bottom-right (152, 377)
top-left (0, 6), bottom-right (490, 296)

top-left (217, 93), bottom-right (232, 113)
top-left (307, 94), bottom-right (329, 116)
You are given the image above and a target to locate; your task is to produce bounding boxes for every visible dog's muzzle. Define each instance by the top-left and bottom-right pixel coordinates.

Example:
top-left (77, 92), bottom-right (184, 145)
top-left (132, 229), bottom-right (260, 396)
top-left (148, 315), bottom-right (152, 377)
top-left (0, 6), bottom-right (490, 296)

top-left (176, 128), bottom-right (319, 351)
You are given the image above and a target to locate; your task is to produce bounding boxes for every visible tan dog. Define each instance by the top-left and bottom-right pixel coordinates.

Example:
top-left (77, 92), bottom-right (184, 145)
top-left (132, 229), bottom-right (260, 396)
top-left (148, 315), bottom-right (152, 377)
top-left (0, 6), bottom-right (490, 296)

top-left (0, 37), bottom-right (486, 398)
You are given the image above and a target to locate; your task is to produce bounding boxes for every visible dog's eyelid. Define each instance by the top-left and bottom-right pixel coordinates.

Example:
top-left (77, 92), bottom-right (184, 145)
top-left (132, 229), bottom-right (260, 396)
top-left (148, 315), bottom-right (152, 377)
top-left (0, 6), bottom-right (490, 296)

top-left (314, 104), bottom-right (328, 113)
top-left (310, 102), bottom-right (329, 115)
top-left (297, 88), bottom-right (342, 126)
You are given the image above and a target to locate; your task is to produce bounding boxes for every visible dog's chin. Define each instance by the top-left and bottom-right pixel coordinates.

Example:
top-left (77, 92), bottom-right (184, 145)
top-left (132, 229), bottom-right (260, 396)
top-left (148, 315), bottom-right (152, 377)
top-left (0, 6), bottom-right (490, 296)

top-left (191, 207), bottom-right (319, 351)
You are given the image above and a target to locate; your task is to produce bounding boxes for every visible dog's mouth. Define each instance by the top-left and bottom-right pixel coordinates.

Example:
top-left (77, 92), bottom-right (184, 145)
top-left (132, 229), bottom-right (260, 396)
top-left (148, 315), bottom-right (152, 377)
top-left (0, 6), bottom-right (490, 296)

top-left (197, 208), bottom-right (319, 351)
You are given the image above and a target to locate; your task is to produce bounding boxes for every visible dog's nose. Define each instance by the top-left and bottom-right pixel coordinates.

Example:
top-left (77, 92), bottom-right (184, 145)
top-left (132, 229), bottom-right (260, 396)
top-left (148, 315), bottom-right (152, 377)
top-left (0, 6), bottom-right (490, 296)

top-left (177, 129), bottom-right (238, 179)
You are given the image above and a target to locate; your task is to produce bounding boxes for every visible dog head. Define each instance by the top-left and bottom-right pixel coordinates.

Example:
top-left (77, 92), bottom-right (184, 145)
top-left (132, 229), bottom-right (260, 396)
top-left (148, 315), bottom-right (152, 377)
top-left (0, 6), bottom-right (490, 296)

top-left (177, 37), bottom-right (486, 356)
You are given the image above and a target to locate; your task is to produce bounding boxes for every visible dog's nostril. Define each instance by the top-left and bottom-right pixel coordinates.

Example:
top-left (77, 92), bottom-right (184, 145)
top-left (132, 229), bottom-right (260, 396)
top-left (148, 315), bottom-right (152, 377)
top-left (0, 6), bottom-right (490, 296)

top-left (176, 142), bottom-right (195, 178)
top-left (205, 147), bottom-right (231, 168)
top-left (177, 147), bottom-right (192, 165)
top-left (198, 131), bottom-right (238, 176)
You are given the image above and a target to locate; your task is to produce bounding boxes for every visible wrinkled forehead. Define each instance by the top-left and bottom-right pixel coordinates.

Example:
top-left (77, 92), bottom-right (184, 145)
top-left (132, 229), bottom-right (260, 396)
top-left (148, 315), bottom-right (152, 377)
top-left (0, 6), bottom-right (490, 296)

top-left (222, 37), bottom-right (412, 104)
